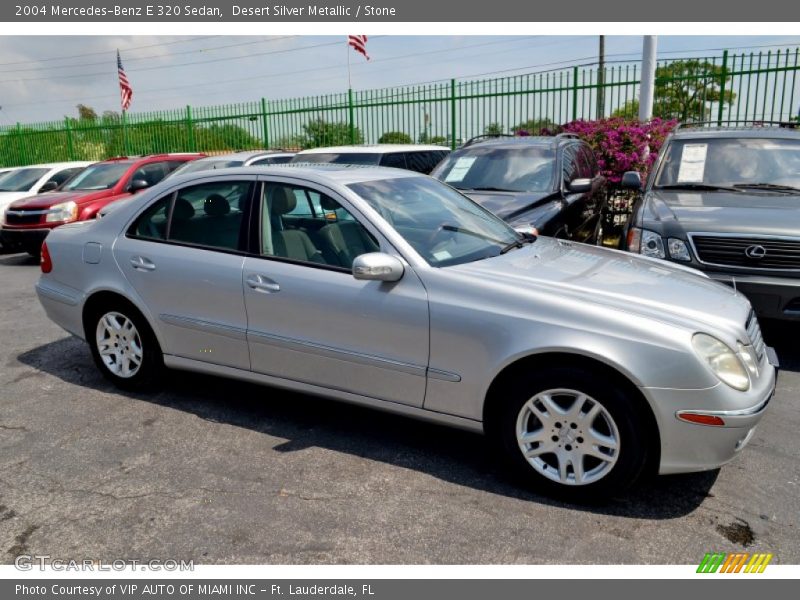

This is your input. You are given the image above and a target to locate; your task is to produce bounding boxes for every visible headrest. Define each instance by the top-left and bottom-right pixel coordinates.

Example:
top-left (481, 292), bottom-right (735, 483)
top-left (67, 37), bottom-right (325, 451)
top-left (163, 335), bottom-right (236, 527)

top-left (172, 198), bottom-right (195, 220)
top-left (270, 187), bottom-right (297, 215)
top-left (319, 195), bottom-right (340, 211)
top-left (204, 194), bottom-right (230, 216)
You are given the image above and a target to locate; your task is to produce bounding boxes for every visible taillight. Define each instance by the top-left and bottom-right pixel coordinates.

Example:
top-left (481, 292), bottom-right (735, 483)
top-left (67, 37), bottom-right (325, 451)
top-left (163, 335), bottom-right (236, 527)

top-left (40, 241), bottom-right (52, 273)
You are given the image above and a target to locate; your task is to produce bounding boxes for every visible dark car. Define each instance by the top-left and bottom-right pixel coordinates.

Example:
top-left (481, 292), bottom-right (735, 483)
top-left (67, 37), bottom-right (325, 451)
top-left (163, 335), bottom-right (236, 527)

top-left (1, 153), bottom-right (203, 256)
top-left (431, 134), bottom-right (607, 243)
top-left (622, 123), bottom-right (800, 321)
top-left (291, 145), bottom-right (450, 175)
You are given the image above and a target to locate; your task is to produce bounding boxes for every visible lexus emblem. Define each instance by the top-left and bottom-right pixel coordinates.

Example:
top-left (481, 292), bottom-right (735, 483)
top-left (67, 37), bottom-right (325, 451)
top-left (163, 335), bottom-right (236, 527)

top-left (744, 244), bottom-right (767, 259)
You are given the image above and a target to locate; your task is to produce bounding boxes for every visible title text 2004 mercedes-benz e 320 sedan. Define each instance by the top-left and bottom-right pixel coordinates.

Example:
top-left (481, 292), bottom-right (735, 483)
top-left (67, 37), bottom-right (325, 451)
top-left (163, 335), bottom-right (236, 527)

top-left (36, 165), bottom-right (777, 501)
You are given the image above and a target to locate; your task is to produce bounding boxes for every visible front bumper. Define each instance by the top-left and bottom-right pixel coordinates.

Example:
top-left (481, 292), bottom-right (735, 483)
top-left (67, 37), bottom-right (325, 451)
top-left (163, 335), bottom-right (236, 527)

top-left (642, 349), bottom-right (777, 475)
top-left (0, 226), bottom-right (50, 251)
top-left (704, 271), bottom-right (800, 321)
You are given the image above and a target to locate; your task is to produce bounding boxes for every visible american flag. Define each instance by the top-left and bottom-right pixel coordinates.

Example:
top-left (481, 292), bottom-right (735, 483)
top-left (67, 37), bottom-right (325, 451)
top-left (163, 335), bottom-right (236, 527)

top-left (347, 35), bottom-right (370, 61)
top-left (117, 50), bottom-right (133, 111)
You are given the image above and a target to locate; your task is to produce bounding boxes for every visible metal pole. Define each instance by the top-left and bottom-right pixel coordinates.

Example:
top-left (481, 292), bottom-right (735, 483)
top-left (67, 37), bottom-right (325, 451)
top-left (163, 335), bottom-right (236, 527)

top-left (597, 35), bottom-right (605, 119)
top-left (122, 110), bottom-right (130, 155)
top-left (450, 79), bottom-right (457, 150)
top-left (717, 50), bottom-right (729, 126)
top-left (639, 36), bottom-right (658, 121)
top-left (261, 97), bottom-right (270, 149)
top-left (348, 88), bottom-right (355, 145)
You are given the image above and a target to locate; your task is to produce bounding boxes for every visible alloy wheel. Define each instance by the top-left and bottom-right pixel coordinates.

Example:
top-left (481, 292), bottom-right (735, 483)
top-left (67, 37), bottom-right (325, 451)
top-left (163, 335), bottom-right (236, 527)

top-left (95, 311), bottom-right (144, 379)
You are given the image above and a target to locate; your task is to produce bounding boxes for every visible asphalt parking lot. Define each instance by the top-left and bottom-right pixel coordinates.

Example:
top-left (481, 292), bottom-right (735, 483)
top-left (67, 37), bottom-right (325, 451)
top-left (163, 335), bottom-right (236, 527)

top-left (0, 253), bottom-right (798, 565)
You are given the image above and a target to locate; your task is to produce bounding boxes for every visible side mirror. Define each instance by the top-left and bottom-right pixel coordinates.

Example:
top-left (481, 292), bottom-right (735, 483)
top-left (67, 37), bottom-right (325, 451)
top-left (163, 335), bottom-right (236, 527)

top-left (567, 178), bottom-right (592, 193)
top-left (621, 171), bottom-right (643, 191)
top-left (38, 181), bottom-right (58, 193)
top-left (352, 252), bottom-right (404, 282)
top-left (129, 179), bottom-right (150, 193)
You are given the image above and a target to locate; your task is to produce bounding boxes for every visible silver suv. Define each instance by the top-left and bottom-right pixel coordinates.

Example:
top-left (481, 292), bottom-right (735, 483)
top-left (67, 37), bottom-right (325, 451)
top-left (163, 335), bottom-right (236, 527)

top-left (36, 166), bottom-right (776, 501)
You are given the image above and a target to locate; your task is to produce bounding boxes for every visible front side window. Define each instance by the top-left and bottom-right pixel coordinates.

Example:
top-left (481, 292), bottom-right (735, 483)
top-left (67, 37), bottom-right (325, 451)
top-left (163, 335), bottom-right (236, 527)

top-left (130, 162), bottom-right (172, 188)
top-left (655, 137), bottom-right (800, 190)
top-left (561, 146), bottom-right (579, 185)
top-left (260, 183), bottom-right (378, 269)
top-left (348, 176), bottom-right (521, 267)
top-left (433, 146), bottom-right (555, 192)
top-left (47, 167), bottom-right (83, 187)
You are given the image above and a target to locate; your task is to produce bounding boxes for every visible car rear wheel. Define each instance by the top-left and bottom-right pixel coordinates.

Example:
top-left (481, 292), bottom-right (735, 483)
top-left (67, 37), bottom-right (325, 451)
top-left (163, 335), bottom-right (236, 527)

top-left (87, 302), bottom-right (163, 390)
top-left (490, 366), bottom-right (649, 502)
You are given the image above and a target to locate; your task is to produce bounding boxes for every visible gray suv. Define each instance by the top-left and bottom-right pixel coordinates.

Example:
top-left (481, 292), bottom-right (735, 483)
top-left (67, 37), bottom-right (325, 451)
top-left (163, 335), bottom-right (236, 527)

top-left (624, 124), bottom-right (800, 321)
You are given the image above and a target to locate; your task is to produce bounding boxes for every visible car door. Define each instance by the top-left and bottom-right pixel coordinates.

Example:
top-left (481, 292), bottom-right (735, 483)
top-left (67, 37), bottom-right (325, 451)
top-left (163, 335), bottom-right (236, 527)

top-left (112, 176), bottom-right (256, 370)
top-left (242, 178), bottom-right (430, 407)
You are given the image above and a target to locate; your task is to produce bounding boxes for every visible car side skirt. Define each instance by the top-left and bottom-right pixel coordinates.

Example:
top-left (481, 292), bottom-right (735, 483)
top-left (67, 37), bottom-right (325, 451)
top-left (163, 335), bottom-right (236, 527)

top-left (163, 354), bottom-right (485, 434)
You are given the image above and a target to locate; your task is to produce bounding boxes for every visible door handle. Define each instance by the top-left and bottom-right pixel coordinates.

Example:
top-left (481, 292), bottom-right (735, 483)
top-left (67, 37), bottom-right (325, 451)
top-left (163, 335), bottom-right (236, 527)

top-left (246, 274), bottom-right (280, 293)
top-left (130, 256), bottom-right (156, 271)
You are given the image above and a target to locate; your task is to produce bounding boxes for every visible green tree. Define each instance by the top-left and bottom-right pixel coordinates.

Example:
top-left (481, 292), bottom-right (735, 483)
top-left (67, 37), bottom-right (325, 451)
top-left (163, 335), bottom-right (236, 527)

top-left (512, 118), bottom-right (555, 135)
top-left (195, 123), bottom-right (261, 152)
top-left (484, 122), bottom-right (504, 135)
top-left (302, 119), bottom-right (363, 148)
top-left (378, 131), bottom-right (413, 144)
top-left (612, 60), bottom-right (736, 122)
top-left (76, 104), bottom-right (98, 121)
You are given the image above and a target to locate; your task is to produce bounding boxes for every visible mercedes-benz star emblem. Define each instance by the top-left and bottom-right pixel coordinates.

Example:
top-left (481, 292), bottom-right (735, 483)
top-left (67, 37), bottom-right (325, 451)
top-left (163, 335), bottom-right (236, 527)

top-left (744, 244), bottom-right (767, 259)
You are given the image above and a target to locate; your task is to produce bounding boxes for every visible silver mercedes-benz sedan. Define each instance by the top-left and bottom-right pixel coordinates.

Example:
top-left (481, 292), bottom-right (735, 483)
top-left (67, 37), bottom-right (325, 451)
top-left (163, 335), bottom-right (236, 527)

top-left (35, 165), bottom-right (777, 501)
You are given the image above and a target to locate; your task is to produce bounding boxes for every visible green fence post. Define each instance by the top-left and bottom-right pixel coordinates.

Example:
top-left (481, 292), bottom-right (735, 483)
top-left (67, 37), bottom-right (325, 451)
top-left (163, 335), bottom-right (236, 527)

top-left (16, 122), bottom-right (26, 165)
top-left (185, 105), bottom-right (196, 151)
top-left (261, 97), bottom-right (270, 148)
top-left (64, 118), bottom-right (75, 160)
top-left (450, 79), bottom-right (457, 150)
top-left (122, 111), bottom-right (130, 156)
top-left (348, 88), bottom-right (356, 145)
top-left (572, 66), bottom-right (579, 122)
top-left (717, 50), bottom-right (729, 126)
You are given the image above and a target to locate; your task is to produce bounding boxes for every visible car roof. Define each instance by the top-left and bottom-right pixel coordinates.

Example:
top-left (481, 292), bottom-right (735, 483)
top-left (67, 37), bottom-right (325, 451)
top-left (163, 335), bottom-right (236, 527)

top-left (296, 144), bottom-right (449, 154)
top-left (12, 161), bottom-right (94, 170)
top-left (458, 134), bottom-right (578, 151)
top-left (670, 125), bottom-right (800, 140)
top-left (194, 150), bottom-right (293, 162)
top-left (166, 163), bottom-right (421, 187)
top-left (97, 153), bottom-right (204, 166)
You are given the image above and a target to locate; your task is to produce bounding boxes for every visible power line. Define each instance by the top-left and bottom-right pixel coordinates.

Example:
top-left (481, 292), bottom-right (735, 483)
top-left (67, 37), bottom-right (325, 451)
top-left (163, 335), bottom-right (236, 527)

top-left (0, 36), bottom-right (298, 74)
top-left (0, 36), bottom-right (217, 67)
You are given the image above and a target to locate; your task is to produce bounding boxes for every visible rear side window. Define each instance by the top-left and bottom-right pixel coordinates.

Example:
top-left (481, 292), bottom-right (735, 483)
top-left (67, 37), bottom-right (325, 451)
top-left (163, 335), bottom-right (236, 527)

top-left (168, 181), bottom-right (252, 251)
top-left (129, 181), bottom-right (253, 251)
top-left (131, 196), bottom-right (171, 240)
top-left (406, 151), bottom-right (448, 174)
top-left (380, 153), bottom-right (407, 169)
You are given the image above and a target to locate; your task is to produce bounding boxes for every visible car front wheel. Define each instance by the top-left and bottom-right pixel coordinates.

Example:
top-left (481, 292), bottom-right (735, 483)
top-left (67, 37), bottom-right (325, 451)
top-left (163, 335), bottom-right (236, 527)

top-left (87, 302), bottom-right (163, 390)
top-left (491, 366), bottom-right (649, 502)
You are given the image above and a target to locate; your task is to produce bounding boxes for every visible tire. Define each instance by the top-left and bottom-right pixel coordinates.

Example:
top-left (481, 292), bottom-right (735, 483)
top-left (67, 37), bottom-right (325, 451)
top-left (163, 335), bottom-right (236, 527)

top-left (86, 300), bottom-right (164, 391)
top-left (488, 366), bottom-right (649, 502)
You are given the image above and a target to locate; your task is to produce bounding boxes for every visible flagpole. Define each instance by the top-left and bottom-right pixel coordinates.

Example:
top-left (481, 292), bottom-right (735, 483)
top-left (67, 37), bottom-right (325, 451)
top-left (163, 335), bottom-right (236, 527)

top-left (347, 40), bottom-right (352, 89)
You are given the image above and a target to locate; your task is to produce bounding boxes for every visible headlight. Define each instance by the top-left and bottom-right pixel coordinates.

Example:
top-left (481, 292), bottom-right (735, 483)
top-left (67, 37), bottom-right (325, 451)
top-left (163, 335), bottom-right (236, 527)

top-left (737, 342), bottom-right (760, 378)
top-left (667, 238), bottom-right (691, 261)
top-left (640, 229), bottom-right (665, 259)
top-left (45, 201), bottom-right (78, 223)
top-left (692, 333), bottom-right (750, 391)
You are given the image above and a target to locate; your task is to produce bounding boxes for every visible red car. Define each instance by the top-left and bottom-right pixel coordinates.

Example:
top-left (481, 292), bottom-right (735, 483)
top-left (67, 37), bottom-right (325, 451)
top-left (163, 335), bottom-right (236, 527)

top-left (1, 154), bottom-right (203, 256)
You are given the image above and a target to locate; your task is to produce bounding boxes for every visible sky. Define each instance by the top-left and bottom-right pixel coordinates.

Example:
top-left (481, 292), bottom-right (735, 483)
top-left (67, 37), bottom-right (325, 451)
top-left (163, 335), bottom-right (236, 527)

top-left (1, 35), bottom-right (800, 124)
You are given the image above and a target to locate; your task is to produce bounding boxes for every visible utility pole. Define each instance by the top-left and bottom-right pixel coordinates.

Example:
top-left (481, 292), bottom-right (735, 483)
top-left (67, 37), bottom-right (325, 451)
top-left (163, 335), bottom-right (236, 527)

top-left (638, 36), bottom-right (658, 122)
top-left (596, 35), bottom-right (605, 119)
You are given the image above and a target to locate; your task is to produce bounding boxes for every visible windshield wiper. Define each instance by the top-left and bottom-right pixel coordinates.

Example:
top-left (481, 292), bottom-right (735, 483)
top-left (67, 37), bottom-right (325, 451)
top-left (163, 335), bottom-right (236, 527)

top-left (460, 186), bottom-right (520, 193)
top-left (657, 183), bottom-right (741, 192)
top-left (732, 182), bottom-right (800, 193)
top-left (499, 235), bottom-right (536, 255)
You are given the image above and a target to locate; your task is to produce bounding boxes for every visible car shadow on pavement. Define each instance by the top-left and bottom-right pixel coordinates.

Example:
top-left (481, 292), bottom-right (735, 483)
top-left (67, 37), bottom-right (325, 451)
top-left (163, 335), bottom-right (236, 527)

top-left (15, 336), bottom-right (729, 519)
top-left (0, 253), bottom-right (38, 266)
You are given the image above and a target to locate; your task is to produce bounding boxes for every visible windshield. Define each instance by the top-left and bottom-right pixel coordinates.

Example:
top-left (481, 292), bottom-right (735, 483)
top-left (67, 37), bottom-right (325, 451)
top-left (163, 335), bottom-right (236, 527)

top-left (293, 153), bottom-right (380, 165)
top-left (655, 137), bottom-right (800, 191)
top-left (433, 146), bottom-right (556, 192)
top-left (0, 168), bottom-right (48, 192)
top-left (170, 159), bottom-right (244, 176)
top-left (348, 176), bottom-right (523, 267)
top-left (62, 163), bottom-right (131, 191)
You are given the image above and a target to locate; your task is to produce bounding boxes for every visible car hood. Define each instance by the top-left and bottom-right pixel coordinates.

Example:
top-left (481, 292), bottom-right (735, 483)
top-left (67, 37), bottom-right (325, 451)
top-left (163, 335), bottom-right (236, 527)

top-left (464, 190), bottom-right (556, 222)
top-left (452, 237), bottom-right (751, 333)
top-left (645, 190), bottom-right (800, 237)
top-left (6, 189), bottom-right (112, 210)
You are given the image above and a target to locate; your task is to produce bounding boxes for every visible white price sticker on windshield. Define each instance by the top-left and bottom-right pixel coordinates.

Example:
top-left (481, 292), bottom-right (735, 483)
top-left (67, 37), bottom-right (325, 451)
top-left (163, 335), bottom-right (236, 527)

top-left (677, 143), bottom-right (708, 182)
top-left (444, 156), bottom-right (477, 183)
